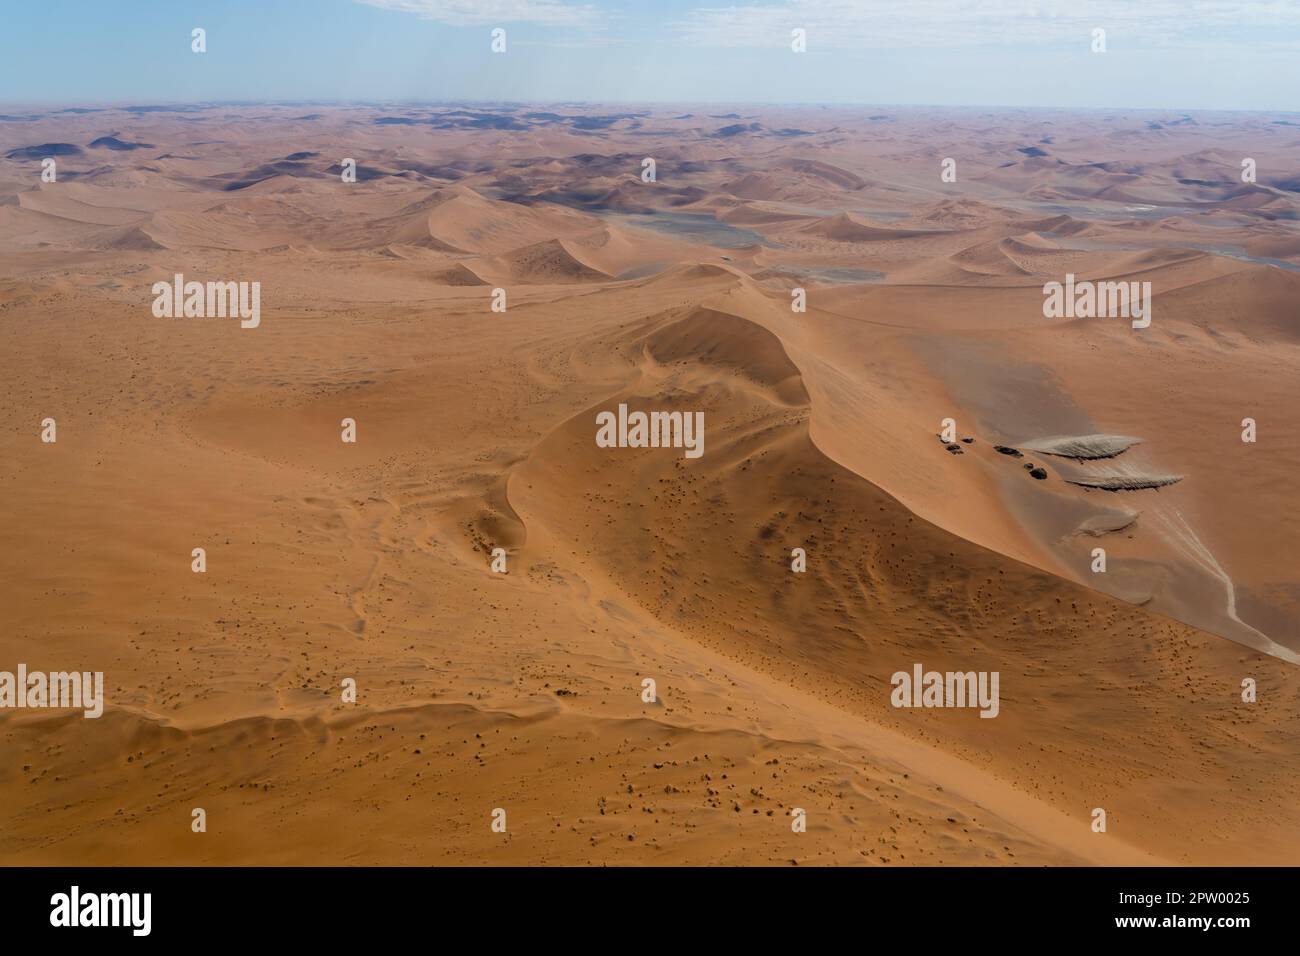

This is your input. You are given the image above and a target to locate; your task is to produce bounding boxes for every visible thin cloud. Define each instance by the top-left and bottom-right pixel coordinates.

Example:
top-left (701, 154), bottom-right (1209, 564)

top-left (672, 0), bottom-right (1300, 49)
top-left (355, 0), bottom-right (600, 28)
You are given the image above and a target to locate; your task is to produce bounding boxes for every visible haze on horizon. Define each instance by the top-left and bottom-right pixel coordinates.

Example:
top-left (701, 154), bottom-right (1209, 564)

top-left (2, 0), bottom-right (1299, 113)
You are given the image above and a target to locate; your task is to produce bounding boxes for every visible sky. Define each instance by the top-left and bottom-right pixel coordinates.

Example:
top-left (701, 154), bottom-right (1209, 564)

top-left (2, 0), bottom-right (1298, 111)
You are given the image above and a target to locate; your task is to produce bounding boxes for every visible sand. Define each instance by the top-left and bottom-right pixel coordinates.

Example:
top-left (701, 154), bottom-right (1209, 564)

top-left (1, 103), bottom-right (1298, 866)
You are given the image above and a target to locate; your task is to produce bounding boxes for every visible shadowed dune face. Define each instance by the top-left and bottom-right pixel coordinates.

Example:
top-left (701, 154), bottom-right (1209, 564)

top-left (1, 103), bottom-right (1299, 866)
top-left (643, 308), bottom-right (811, 406)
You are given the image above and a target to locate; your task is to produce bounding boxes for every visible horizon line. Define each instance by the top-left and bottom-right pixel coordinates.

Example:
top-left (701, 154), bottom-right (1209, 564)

top-left (4, 98), bottom-right (1300, 116)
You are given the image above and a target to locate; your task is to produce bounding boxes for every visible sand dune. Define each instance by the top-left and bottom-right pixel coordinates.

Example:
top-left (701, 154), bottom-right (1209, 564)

top-left (643, 307), bottom-right (810, 405)
top-left (18, 185), bottom-right (149, 226)
top-left (802, 211), bottom-right (945, 242)
top-left (2, 103), bottom-right (1298, 867)
top-left (429, 261), bottom-right (490, 286)
top-left (485, 238), bottom-right (611, 284)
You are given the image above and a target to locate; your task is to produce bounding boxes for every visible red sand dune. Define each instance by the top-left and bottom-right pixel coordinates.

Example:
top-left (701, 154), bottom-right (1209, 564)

top-left (1, 104), bottom-right (1298, 866)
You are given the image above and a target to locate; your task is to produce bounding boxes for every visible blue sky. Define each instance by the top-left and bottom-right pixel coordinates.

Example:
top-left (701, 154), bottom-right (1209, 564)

top-left (2, 0), bottom-right (1298, 110)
